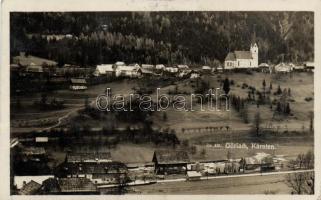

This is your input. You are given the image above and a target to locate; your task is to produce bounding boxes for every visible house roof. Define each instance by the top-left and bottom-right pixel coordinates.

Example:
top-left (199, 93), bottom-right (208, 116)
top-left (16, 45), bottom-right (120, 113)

top-left (13, 54), bottom-right (57, 67)
top-left (66, 152), bottom-right (112, 163)
top-left (19, 180), bottom-right (42, 195)
top-left (22, 147), bottom-right (46, 156)
top-left (117, 65), bottom-right (140, 72)
top-left (177, 65), bottom-right (189, 69)
top-left (58, 178), bottom-right (97, 193)
top-left (225, 52), bottom-right (236, 61)
top-left (70, 78), bottom-right (87, 84)
top-left (115, 61), bottom-right (125, 66)
top-left (96, 64), bottom-right (114, 74)
top-left (141, 68), bottom-right (154, 74)
top-left (58, 162), bottom-right (127, 175)
top-left (153, 150), bottom-right (190, 165)
top-left (42, 178), bottom-right (61, 194)
top-left (155, 64), bottom-right (165, 69)
top-left (259, 63), bottom-right (269, 67)
top-left (141, 64), bottom-right (155, 69)
top-left (202, 66), bottom-right (211, 70)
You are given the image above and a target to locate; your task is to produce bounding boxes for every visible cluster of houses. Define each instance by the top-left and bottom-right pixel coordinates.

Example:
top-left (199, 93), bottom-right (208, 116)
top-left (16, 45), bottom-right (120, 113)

top-left (11, 47), bottom-right (315, 92)
top-left (92, 62), bottom-right (203, 80)
top-left (12, 147), bottom-right (287, 195)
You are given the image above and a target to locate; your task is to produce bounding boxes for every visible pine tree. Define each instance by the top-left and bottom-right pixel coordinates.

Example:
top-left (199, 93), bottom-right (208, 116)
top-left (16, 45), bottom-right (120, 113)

top-left (223, 78), bottom-right (230, 95)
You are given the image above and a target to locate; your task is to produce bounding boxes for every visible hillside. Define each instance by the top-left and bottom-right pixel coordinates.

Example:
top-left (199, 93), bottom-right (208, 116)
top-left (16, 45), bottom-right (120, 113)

top-left (10, 12), bottom-right (314, 66)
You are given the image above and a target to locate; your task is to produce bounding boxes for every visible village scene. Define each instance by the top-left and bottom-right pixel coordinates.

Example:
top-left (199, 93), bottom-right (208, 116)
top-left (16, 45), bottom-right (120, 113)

top-left (10, 12), bottom-right (314, 195)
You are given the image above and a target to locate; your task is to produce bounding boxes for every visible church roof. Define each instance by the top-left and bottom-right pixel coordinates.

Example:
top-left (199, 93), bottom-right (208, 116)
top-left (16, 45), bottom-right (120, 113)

top-left (225, 52), bottom-right (236, 61)
top-left (225, 51), bottom-right (253, 61)
top-left (234, 51), bottom-right (253, 59)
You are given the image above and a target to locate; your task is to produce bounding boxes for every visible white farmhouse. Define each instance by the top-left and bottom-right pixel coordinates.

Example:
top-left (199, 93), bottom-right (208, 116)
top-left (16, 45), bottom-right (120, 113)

top-left (93, 64), bottom-right (114, 76)
top-left (224, 43), bottom-right (258, 69)
top-left (115, 63), bottom-right (141, 78)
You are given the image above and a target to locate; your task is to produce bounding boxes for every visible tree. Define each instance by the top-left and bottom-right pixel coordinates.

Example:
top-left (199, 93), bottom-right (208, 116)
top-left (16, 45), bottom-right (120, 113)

top-left (40, 93), bottom-right (48, 105)
top-left (240, 106), bottom-right (249, 124)
top-left (84, 96), bottom-right (90, 110)
top-left (286, 172), bottom-right (314, 194)
top-left (285, 103), bottom-right (291, 115)
top-left (253, 111), bottom-right (261, 136)
top-left (200, 149), bottom-right (206, 157)
top-left (308, 111), bottom-right (314, 133)
top-left (269, 82), bottom-right (273, 90)
top-left (223, 78), bottom-right (230, 95)
top-left (277, 85), bottom-right (282, 95)
top-left (163, 112), bottom-right (167, 122)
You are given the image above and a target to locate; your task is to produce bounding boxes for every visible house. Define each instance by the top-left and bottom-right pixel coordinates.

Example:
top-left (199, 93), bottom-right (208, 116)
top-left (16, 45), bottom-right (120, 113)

top-left (201, 66), bottom-right (212, 72)
top-left (66, 152), bottom-right (112, 163)
top-left (55, 161), bottom-right (128, 185)
top-left (93, 64), bottom-right (115, 77)
top-left (21, 147), bottom-right (47, 162)
top-left (164, 66), bottom-right (178, 73)
top-left (70, 78), bottom-right (87, 90)
top-left (141, 68), bottom-right (154, 76)
top-left (12, 52), bottom-right (57, 67)
top-left (155, 64), bottom-right (165, 70)
top-left (42, 177), bottom-right (98, 194)
top-left (224, 43), bottom-right (259, 69)
top-left (177, 65), bottom-right (189, 71)
top-left (293, 64), bottom-right (305, 72)
top-left (152, 150), bottom-right (190, 175)
top-left (258, 63), bottom-right (271, 73)
top-left (141, 64), bottom-right (155, 70)
top-left (274, 63), bottom-right (293, 73)
top-left (115, 64), bottom-right (141, 78)
top-left (18, 180), bottom-right (42, 195)
top-left (215, 65), bottom-right (224, 73)
top-left (305, 62), bottom-right (314, 72)
top-left (186, 171), bottom-right (202, 181)
top-left (190, 71), bottom-right (201, 79)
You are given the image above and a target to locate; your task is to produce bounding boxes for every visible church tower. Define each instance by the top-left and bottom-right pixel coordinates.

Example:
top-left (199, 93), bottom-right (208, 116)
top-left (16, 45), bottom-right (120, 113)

top-left (250, 43), bottom-right (258, 68)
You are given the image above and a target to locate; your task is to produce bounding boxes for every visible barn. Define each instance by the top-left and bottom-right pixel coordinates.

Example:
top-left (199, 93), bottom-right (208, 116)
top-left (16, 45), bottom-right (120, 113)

top-left (152, 150), bottom-right (190, 175)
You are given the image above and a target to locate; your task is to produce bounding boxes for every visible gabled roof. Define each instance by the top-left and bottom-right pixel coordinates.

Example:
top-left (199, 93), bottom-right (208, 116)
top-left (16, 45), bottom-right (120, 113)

top-left (177, 65), bottom-right (189, 69)
top-left (58, 178), bottom-right (97, 193)
top-left (42, 178), bottom-right (61, 194)
top-left (141, 64), bottom-right (155, 69)
top-left (58, 162), bottom-right (127, 175)
top-left (13, 54), bottom-right (57, 66)
top-left (96, 64), bottom-right (114, 74)
top-left (225, 51), bottom-right (253, 61)
top-left (19, 180), bottom-right (42, 195)
top-left (225, 52), bottom-right (236, 61)
top-left (66, 152), bottom-right (112, 163)
top-left (22, 147), bottom-right (46, 156)
top-left (117, 65), bottom-right (140, 72)
top-left (153, 150), bottom-right (190, 165)
top-left (141, 68), bottom-right (154, 74)
top-left (234, 51), bottom-right (253, 59)
top-left (70, 78), bottom-right (87, 84)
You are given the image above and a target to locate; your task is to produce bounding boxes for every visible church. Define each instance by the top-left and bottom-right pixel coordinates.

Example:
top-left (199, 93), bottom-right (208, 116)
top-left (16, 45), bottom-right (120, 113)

top-left (224, 43), bottom-right (258, 69)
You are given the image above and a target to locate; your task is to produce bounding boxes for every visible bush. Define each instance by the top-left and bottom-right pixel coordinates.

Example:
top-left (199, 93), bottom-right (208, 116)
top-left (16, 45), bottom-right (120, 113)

top-left (305, 97), bottom-right (313, 102)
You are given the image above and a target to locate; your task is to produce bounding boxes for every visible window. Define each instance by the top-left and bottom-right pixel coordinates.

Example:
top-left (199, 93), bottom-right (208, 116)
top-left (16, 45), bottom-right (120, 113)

top-left (238, 61), bottom-right (240, 66)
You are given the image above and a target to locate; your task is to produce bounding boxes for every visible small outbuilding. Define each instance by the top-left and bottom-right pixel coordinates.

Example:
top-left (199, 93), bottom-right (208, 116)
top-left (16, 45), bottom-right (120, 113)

top-left (70, 78), bottom-right (87, 90)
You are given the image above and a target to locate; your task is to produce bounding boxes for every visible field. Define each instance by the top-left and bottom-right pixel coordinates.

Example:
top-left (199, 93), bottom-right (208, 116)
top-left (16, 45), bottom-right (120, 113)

top-left (131, 174), bottom-right (291, 194)
top-left (11, 72), bottom-right (314, 165)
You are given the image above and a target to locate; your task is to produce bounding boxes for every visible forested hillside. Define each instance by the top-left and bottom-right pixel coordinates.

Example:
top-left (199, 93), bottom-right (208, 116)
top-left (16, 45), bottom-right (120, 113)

top-left (10, 12), bottom-right (314, 66)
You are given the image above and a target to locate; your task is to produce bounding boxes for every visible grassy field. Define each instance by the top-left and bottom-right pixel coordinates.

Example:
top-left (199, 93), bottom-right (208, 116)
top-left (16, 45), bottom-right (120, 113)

top-left (131, 174), bottom-right (292, 194)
